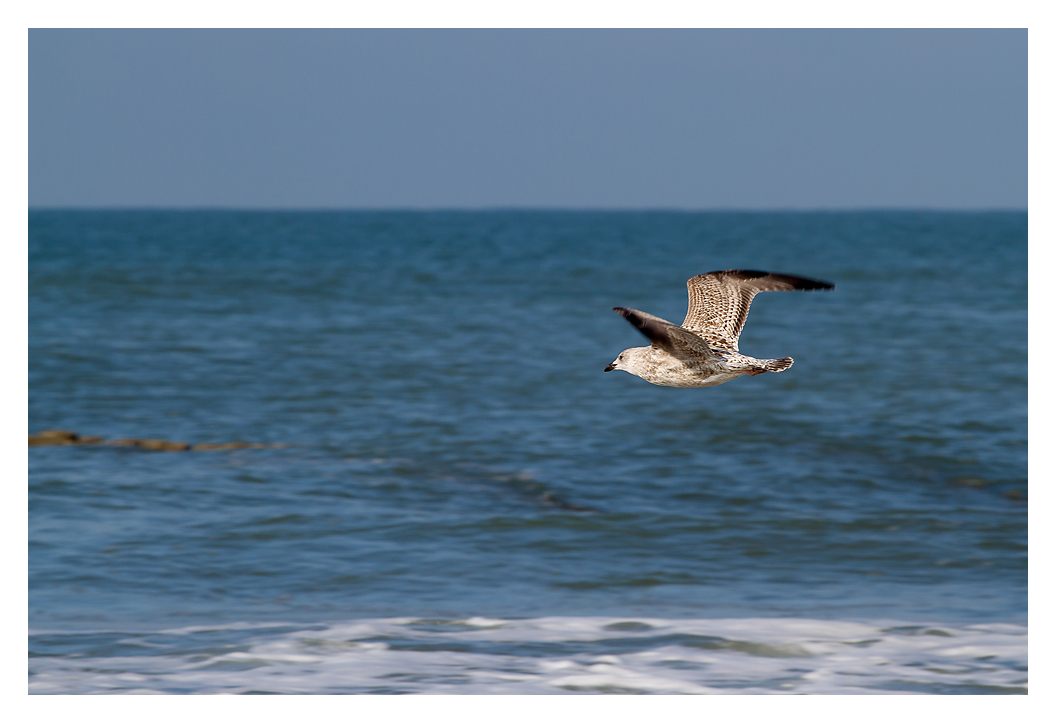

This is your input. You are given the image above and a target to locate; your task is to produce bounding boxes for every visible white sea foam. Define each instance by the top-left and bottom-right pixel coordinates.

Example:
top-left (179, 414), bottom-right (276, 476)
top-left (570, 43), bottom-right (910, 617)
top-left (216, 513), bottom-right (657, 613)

top-left (28, 616), bottom-right (1027, 695)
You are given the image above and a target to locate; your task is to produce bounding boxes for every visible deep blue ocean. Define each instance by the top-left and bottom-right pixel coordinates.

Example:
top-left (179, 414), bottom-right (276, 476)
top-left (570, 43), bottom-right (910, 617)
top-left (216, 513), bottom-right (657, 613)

top-left (29, 211), bottom-right (1027, 693)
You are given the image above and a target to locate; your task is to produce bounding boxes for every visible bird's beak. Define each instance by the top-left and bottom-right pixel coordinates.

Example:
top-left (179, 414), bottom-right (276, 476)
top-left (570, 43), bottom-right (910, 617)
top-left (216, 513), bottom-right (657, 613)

top-left (604, 363), bottom-right (616, 372)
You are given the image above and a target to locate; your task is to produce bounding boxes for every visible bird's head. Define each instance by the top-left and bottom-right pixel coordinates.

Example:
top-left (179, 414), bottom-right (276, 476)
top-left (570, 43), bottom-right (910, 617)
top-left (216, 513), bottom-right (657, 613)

top-left (604, 347), bottom-right (648, 373)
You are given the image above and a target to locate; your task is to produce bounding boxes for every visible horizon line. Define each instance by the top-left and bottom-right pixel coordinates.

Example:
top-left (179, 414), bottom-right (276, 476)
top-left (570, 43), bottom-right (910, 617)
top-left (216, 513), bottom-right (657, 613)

top-left (27, 205), bottom-right (1029, 214)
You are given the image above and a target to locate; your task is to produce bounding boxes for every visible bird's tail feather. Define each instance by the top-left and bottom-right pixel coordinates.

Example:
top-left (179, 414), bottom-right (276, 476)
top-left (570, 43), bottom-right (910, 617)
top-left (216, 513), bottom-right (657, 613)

top-left (762, 357), bottom-right (794, 373)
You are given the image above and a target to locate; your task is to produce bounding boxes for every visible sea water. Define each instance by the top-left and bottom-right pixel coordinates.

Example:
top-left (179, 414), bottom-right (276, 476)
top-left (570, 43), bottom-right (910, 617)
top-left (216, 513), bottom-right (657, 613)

top-left (29, 211), bottom-right (1027, 694)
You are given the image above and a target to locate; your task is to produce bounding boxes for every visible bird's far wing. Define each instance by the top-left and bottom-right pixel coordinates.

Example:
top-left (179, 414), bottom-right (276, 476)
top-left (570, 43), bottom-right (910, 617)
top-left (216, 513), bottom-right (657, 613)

top-left (681, 270), bottom-right (834, 351)
top-left (612, 307), bottom-right (722, 360)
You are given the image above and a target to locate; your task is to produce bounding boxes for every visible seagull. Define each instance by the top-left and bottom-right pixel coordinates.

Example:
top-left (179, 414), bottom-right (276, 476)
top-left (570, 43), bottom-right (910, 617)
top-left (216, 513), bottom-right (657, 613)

top-left (605, 269), bottom-right (834, 388)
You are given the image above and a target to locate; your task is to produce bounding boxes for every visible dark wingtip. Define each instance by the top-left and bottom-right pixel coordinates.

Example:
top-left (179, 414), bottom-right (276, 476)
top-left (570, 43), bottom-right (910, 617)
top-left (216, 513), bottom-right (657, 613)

top-left (612, 306), bottom-right (645, 329)
top-left (792, 277), bottom-right (835, 291)
top-left (783, 274), bottom-right (835, 291)
top-left (719, 269), bottom-right (835, 291)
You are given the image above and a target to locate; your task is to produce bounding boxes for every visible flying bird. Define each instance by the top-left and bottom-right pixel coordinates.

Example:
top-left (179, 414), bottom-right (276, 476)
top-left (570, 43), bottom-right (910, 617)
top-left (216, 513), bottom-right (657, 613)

top-left (605, 269), bottom-right (834, 387)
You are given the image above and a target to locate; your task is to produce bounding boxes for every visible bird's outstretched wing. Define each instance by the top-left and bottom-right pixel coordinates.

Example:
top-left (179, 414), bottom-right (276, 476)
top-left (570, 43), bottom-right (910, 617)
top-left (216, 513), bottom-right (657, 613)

top-left (681, 270), bottom-right (834, 350)
top-left (612, 307), bottom-right (723, 361)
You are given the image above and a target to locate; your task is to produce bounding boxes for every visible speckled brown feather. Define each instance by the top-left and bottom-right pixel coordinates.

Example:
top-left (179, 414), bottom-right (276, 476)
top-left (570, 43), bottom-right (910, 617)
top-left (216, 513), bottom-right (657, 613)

top-left (681, 270), bottom-right (834, 351)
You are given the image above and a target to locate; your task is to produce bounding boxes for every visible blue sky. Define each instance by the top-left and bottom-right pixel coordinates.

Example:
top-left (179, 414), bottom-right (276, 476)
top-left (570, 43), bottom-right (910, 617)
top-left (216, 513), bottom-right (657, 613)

top-left (28, 29), bottom-right (1026, 210)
